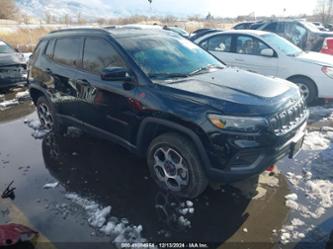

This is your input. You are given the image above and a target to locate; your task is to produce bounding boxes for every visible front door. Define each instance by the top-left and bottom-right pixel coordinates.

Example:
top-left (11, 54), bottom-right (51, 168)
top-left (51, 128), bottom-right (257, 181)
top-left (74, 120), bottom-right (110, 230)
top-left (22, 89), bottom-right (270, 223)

top-left (231, 35), bottom-right (278, 76)
top-left (75, 37), bottom-right (139, 142)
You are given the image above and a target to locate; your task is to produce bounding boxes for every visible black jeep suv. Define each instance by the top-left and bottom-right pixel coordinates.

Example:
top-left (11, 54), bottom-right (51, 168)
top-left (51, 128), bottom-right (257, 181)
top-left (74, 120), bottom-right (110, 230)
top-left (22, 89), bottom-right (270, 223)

top-left (28, 28), bottom-right (308, 198)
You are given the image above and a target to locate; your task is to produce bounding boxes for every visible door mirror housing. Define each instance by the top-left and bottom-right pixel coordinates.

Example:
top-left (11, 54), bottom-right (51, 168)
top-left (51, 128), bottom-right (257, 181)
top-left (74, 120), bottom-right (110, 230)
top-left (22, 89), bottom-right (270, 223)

top-left (101, 67), bottom-right (132, 81)
top-left (260, 48), bottom-right (274, 57)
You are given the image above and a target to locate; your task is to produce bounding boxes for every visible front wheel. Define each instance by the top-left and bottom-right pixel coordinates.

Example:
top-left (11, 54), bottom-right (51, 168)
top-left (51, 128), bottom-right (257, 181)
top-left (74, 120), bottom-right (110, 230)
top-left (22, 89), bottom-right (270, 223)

top-left (147, 133), bottom-right (208, 199)
top-left (289, 76), bottom-right (317, 104)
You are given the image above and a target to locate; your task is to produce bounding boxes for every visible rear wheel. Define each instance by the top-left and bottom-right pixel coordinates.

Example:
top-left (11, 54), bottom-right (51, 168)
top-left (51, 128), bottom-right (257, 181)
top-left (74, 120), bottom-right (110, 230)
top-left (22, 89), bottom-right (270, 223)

top-left (288, 76), bottom-right (317, 104)
top-left (147, 133), bottom-right (208, 198)
top-left (36, 96), bottom-right (65, 134)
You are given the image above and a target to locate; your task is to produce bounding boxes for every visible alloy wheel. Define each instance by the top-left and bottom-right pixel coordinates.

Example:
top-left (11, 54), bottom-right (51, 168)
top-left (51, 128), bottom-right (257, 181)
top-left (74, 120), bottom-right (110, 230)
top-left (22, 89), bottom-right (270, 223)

top-left (297, 83), bottom-right (310, 101)
top-left (153, 146), bottom-right (189, 192)
top-left (37, 103), bottom-right (54, 130)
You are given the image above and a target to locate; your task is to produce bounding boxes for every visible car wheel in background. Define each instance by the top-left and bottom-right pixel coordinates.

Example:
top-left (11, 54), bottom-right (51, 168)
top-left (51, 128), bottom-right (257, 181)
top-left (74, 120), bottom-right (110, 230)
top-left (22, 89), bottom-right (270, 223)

top-left (288, 76), bottom-right (317, 105)
top-left (147, 133), bottom-right (208, 199)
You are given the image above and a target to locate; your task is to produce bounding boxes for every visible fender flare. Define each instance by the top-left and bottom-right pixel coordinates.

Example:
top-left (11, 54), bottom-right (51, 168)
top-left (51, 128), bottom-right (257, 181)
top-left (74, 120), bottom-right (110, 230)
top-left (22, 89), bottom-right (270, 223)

top-left (136, 117), bottom-right (213, 171)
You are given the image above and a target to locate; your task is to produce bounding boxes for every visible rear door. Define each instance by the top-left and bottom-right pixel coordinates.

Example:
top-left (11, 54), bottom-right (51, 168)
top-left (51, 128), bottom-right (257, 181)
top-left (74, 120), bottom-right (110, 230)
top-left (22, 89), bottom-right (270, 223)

top-left (231, 34), bottom-right (278, 76)
top-left (31, 37), bottom-right (84, 121)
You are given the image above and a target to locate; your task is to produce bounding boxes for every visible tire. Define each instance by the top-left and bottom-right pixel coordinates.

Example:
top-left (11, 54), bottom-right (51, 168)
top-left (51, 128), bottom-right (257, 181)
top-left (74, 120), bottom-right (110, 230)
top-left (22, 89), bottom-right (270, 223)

top-left (288, 76), bottom-right (317, 104)
top-left (36, 96), bottom-right (65, 134)
top-left (147, 132), bottom-right (208, 198)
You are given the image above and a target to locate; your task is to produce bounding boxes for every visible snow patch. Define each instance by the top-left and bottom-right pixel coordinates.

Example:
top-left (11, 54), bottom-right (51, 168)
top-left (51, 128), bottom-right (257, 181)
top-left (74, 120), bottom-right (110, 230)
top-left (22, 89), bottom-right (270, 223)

top-left (303, 131), bottom-right (331, 151)
top-left (43, 182), bottom-right (59, 189)
top-left (285, 193), bottom-right (298, 201)
top-left (65, 193), bottom-right (146, 246)
top-left (15, 90), bottom-right (30, 100)
top-left (24, 119), bottom-right (50, 139)
top-left (0, 99), bottom-right (19, 110)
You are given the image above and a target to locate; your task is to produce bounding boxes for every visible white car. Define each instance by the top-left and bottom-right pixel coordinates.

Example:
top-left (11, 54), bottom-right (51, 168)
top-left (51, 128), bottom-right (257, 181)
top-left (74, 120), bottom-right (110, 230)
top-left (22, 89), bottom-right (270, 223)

top-left (193, 30), bottom-right (333, 103)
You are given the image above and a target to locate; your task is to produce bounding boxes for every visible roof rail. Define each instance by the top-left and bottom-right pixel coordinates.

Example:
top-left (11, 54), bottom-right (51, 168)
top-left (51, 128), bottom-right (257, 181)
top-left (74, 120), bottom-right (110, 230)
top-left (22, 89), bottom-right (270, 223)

top-left (49, 27), bottom-right (109, 35)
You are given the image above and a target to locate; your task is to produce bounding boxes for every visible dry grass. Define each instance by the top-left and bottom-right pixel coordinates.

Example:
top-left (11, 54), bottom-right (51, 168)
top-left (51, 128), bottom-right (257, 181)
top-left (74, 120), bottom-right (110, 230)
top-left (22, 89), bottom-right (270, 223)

top-left (0, 20), bottom-right (234, 52)
top-left (0, 28), bottom-right (50, 52)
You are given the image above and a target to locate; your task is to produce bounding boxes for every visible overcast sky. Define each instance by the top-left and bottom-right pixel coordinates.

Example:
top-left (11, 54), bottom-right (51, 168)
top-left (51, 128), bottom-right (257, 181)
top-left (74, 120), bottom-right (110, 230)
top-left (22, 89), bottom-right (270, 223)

top-left (87, 0), bottom-right (318, 17)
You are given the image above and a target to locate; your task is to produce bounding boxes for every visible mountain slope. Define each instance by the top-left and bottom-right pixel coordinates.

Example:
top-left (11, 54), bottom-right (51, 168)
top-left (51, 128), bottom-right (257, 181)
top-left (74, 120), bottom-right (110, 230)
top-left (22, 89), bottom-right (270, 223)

top-left (16, 0), bottom-right (153, 19)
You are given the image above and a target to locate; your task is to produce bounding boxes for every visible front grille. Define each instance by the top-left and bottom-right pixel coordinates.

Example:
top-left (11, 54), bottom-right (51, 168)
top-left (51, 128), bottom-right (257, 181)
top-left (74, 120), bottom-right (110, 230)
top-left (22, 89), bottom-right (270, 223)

top-left (269, 100), bottom-right (307, 136)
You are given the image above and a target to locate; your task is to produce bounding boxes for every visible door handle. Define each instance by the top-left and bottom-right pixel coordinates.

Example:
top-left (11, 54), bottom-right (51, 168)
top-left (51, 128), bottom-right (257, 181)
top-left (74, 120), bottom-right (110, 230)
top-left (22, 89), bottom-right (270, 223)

top-left (77, 79), bottom-right (91, 86)
top-left (45, 68), bottom-right (52, 74)
top-left (235, 58), bottom-right (244, 62)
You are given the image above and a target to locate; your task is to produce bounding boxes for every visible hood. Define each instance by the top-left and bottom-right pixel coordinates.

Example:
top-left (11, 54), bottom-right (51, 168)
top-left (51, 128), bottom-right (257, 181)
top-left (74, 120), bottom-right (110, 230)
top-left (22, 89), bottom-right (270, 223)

top-left (164, 67), bottom-right (300, 115)
top-left (296, 51), bottom-right (333, 67)
top-left (0, 53), bottom-right (26, 66)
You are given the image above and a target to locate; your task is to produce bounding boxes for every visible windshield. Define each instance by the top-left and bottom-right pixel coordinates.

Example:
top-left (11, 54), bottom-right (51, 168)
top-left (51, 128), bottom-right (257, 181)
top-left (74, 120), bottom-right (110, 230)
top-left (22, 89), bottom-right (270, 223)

top-left (0, 41), bottom-right (15, 53)
top-left (300, 21), bottom-right (320, 32)
top-left (119, 34), bottom-right (224, 80)
top-left (260, 33), bottom-right (303, 56)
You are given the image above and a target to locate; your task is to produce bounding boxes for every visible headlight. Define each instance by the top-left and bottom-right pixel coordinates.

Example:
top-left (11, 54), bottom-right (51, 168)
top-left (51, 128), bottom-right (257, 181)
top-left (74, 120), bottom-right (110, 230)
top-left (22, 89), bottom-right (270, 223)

top-left (208, 114), bottom-right (268, 133)
top-left (322, 66), bottom-right (333, 79)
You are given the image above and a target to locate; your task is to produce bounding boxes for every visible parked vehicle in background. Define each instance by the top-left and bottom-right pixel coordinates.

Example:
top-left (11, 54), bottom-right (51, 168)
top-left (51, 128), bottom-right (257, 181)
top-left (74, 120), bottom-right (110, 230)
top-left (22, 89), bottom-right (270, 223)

top-left (233, 22), bottom-right (256, 30)
top-left (189, 28), bottom-right (220, 41)
top-left (0, 40), bottom-right (27, 89)
top-left (29, 28), bottom-right (307, 198)
top-left (254, 20), bottom-right (333, 53)
top-left (163, 26), bottom-right (189, 38)
top-left (325, 24), bottom-right (333, 31)
top-left (313, 22), bottom-right (329, 32)
top-left (321, 37), bottom-right (333, 55)
top-left (194, 30), bottom-right (333, 104)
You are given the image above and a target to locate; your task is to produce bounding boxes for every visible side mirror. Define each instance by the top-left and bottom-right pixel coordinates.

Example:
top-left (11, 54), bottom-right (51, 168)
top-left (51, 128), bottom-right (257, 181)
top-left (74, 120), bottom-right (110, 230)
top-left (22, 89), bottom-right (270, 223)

top-left (260, 48), bottom-right (274, 57)
top-left (101, 67), bottom-right (132, 81)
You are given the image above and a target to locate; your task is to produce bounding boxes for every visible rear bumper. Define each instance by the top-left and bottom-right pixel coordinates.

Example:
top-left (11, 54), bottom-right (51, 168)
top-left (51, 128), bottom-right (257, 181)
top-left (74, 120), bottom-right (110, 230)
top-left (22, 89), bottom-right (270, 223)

top-left (205, 120), bottom-right (307, 183)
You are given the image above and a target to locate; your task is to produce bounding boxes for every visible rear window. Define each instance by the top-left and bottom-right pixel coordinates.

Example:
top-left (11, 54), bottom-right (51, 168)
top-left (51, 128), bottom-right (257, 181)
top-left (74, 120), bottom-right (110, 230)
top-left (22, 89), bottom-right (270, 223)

top-left (53, 38), bottom-right (83, 67)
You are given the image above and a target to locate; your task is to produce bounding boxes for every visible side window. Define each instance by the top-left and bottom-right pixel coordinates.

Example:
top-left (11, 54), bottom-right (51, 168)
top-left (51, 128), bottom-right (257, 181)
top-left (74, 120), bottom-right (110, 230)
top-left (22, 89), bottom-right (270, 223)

top-left (83, 38), bottom-right (125, 74)
top-left (263, 22), bottom-right (277, 32)
top-left (45, 39), bottom-right (55, 59)
top-left (236, 35), bottom-right (270, 56)
top-left (206, 35), bottom-right (232, 52)
top-left (53, 37), bottom-right (82, 67)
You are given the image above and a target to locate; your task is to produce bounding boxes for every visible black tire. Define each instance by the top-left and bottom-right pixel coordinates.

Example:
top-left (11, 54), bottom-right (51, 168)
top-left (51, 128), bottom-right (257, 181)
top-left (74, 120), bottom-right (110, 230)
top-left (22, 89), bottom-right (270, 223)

top-left (147, 132), bottom-right (208, 198)
top-left (288, 76), bottom-right (317, 104)
top-left (36, 96), bottom-right (65, 134)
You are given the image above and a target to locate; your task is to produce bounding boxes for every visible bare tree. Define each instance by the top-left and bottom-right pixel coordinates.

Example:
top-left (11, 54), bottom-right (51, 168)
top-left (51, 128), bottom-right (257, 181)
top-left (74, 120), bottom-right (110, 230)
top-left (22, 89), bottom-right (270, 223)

top-left (0, 0), bottom-right (18, 20)
top-left (315, 0), bottom-right (333, 24)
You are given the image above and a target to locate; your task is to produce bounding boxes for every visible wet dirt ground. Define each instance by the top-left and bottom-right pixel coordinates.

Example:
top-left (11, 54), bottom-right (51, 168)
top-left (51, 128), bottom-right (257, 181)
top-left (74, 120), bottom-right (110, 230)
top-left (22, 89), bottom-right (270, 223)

top-left (0, 87), bottom-right (333, 249)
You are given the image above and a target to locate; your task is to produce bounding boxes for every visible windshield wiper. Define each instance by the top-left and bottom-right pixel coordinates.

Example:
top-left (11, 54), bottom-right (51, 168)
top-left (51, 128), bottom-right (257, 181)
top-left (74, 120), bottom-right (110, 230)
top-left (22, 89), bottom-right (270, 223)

top-left (189, 64), bottom-right (224, 76)
top-left (149, 73), bottom-right (189, 80)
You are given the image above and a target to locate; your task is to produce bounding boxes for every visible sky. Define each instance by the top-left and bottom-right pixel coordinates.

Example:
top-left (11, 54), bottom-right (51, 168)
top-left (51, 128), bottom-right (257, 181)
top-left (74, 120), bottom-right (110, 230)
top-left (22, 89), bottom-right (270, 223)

top-left (85, 0), bottom-right (318, 17)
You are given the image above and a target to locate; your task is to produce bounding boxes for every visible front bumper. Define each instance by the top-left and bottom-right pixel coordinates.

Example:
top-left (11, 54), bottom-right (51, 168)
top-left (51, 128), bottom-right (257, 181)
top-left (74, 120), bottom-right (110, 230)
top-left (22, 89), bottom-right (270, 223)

top-left (205, 117), bottom-right (308, 183)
